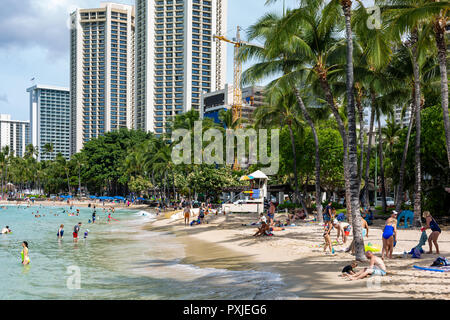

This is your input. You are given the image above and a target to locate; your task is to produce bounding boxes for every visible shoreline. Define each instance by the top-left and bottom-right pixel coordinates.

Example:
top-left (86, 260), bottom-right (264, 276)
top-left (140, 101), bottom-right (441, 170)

top-left (145, 210), bottom-right (450, 300)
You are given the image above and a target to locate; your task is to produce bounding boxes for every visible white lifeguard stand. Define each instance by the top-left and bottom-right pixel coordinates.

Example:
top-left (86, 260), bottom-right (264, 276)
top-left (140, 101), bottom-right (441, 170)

top-left (222, 170), bottom-right (269, 214)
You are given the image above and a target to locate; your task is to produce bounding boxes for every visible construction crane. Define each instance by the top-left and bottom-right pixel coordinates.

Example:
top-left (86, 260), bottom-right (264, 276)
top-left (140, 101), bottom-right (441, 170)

top-left (214, 26), bottom-right (246, 126)
top-left (214, 27), bottom-right (264, 170)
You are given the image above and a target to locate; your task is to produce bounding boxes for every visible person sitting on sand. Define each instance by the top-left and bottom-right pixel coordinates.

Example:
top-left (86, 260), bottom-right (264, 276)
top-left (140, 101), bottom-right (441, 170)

top-left (341, 261), bottom-right (358, 276)
top-left (381, 211), bottom-right (398, 260)
top-left (253, 222), bottom-right (270, 237)
top-left (348, 251), bottom-right (386, 280)
top-left (422, 211), bottom-right (441, 254)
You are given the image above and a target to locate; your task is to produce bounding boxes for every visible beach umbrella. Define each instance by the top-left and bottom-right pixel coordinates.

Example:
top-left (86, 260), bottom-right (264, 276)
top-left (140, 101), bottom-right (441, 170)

top-left (114, 196), bottom-right (125, 200)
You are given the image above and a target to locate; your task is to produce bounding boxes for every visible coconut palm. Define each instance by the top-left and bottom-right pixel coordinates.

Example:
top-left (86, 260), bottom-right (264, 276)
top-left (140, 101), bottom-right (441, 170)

top-left (377, 0), bottom-right (450, 168)
top-left (240, 8), bottom-right (324, 219)
top-left (253, 87), bottom-right (309, 211)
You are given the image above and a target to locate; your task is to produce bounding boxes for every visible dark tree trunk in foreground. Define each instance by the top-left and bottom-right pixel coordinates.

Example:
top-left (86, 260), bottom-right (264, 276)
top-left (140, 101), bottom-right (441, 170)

top-left (342, 0), bottom-right (365, 261)
top-left (411, 30), bottom-right (422, 227)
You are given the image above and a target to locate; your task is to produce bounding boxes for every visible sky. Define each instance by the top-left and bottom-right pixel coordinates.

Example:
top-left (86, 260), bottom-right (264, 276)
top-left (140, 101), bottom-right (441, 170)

top-left (0, 0), bottom-right (373, 121)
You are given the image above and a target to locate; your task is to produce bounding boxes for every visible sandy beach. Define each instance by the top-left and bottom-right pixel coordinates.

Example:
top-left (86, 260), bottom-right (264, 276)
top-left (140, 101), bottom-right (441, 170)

top-left (2, 199), bottom-right (448, 299)
top-left (146, 210), bottom-right (450, 300)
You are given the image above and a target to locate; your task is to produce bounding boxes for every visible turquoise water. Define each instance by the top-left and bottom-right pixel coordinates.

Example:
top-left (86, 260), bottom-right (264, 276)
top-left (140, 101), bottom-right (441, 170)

top-left (0, 204), bottom-right (293, 300)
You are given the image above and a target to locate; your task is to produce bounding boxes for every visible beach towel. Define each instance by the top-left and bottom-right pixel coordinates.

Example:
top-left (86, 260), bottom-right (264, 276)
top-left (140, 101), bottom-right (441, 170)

top-left (413, 265), bottom-right (450, 272)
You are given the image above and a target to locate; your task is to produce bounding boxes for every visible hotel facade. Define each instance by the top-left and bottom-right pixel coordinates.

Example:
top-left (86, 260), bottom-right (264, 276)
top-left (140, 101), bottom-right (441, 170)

top-left (135, 0), bottom-right (227, 136)
top-left (0, 114), bottom-right (30, 158)
top-left (27, 85), bottom-right (71, 161)
top-left (70, 2), bottom-right (135, 154)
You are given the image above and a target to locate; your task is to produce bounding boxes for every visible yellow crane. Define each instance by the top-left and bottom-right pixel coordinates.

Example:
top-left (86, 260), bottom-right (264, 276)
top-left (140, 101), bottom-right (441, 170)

top-left (214, 27), bottom-right (263, 170)
top-left (214, 26), bottom-right (245, 126)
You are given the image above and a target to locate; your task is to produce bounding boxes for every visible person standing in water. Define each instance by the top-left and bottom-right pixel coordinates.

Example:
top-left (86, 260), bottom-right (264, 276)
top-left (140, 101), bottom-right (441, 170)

top-left (92, 211), bottom-right (96, 224)
top-left (57, 224), bottom-right (64, 239)
top-left (73, 222), bottom-right (82, 242)
top-left (21, 241), bottom-right (30, 265)
top-left (423, 211), bottom-right (441, 254)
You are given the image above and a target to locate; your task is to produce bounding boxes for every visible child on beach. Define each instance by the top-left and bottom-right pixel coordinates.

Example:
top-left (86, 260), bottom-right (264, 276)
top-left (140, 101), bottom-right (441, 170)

top-left (323, 220), bottom-right (334, 254)
top-left (341, 261), bottom-right (358, 277)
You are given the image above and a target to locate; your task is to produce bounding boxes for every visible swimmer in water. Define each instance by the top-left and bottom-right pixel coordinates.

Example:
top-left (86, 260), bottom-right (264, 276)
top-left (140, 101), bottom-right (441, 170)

top-left (1, 226), bottom-right (11, 234)
top-left (21, 241), bottom-right (30, 265)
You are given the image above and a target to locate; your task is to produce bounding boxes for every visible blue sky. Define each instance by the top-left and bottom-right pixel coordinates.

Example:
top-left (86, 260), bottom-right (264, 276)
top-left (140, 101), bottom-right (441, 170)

top-left (0, 0), bottom-right (372, 121)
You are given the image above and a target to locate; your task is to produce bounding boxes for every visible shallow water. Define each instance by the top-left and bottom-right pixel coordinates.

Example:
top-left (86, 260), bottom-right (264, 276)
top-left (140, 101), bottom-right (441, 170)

top-left (0, 204), bottom-right (294, 300)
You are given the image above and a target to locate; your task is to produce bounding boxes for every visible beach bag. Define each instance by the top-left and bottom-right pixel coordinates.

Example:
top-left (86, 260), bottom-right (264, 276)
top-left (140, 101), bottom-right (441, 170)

top-left (337, 213), bottom-right (345, 221)
top-left (431, 256), bottom-right (449, 267)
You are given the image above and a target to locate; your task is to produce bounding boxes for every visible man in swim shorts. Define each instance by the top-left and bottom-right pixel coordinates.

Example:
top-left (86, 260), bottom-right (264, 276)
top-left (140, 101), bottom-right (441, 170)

top-left (349, 251), bottom-right (387, 280)
top-left (73, 222), bottom-right (82, 242)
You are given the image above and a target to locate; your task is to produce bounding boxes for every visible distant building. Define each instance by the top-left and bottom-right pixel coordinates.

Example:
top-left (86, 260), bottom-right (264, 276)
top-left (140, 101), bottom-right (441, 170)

top-left (27, 85), bottom-right (71, 161)
top-left (200, 84), bottom-right (265, 125)
top-left (70, 2), bottom-right (135, 154)
top-left (135, 0), bottom-right (228, 136)
top-left (394, 104), bottom-right (412, 128)
top-left (0, 114), bottom-right (30, 158)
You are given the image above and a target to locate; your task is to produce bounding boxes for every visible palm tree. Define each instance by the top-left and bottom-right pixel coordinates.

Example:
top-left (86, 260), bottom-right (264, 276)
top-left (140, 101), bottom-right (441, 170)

top-left (43, 143), bottom-right (54, 160)
top-left (253, 88), bottom-right (308, 211)
top-left (377, 0), bottom-right (450, 168)
top-left (379, 0), bottom-right (449, 226)
top-left (240, 8), bottom-right (324, 219)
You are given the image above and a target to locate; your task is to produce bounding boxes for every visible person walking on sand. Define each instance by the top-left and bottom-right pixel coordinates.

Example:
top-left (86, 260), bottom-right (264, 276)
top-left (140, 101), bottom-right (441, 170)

top-left (322, 201), bottom-right (332, 222)
top-left (423, 211), bottom-right (441, 254)
top-left (323, 220), bottom-right (334, 254)
top-left (21, 241), bottom-right (30, 265)
top-left (184, 205), bottom-right (192, 226)
top-left (348, 251), bottom-right (386, 280)
top-left (381, 211), bottom-right (398, 259)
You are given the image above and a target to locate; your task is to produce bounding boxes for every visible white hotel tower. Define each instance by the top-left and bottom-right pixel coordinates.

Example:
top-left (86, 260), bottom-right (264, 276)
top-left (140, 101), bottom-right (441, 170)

top-left (135, 0), bottom-right (227, 136)
top-left (70, 2), bottom-right (135, 154)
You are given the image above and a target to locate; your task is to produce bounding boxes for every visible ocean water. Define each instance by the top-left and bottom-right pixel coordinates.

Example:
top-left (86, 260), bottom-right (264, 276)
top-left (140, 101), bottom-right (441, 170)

top-left (0, 204), bottom-right (294, 300)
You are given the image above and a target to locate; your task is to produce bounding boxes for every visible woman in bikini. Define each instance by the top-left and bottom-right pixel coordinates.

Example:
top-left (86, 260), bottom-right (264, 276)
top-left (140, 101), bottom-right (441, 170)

top-left (423, 211), bottom-right (441, 254)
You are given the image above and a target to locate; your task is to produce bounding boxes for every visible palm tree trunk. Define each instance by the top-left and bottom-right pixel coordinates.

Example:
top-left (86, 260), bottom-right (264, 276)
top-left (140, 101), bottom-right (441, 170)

top-left (364, 102), bottom-right (375, 208)
top-left (395, 103), bottom-right (416, 212)
top-left (287, 122), bottom-right (302, 206)
top-left (434, 18), bottom-right (450, 168)
top-left (317, 77), bottom-right (352, 221)
top-left (377, 115), bottom-right (387, 213)
top-left (342, 0), bottom-right (365, 261)
top-left (294, 88), bottom-right (322, 221)
top-left (357, 101), bottom-right (365, 185)
top-left (411, 30), bottom-right (422, 227)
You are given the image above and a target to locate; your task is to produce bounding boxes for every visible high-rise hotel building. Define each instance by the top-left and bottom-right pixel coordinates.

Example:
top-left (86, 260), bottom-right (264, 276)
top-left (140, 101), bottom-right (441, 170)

top-left (27, 85), bottom-right (71, 161)
top-left (0, 114), bottom-right (30, 158)
top-left (135, 0), bottom-right (227, 136)
top-left (70, 2), bottom-right (135, 154)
